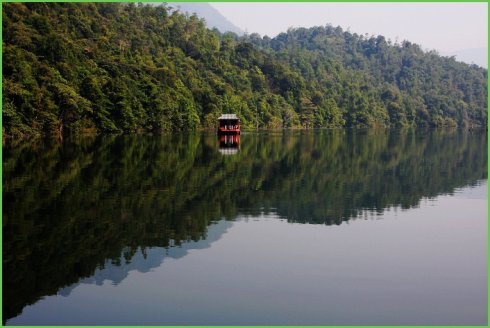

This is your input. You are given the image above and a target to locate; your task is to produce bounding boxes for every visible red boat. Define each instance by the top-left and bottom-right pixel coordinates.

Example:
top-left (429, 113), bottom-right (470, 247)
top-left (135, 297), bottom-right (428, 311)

top-left (218, 114), bottom-right (240, 135)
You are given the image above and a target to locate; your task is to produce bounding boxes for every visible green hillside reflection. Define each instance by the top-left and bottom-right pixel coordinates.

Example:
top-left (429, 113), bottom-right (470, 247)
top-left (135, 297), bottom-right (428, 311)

top-left (3, 129), bottom-right (487, 322)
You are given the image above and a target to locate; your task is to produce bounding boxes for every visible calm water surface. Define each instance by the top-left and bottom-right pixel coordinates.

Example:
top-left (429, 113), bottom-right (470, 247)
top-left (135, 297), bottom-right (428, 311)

top-left (3, 129), bottom-right (487, 325)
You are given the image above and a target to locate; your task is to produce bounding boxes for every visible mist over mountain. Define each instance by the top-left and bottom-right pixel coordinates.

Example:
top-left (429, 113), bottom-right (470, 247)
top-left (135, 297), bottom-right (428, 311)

top-left (167, 2), bottom-right (243, 35)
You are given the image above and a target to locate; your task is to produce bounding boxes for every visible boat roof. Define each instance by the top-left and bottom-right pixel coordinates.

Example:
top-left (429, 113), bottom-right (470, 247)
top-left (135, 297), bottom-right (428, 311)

top-left (218, 114), bottom-right (239, 120)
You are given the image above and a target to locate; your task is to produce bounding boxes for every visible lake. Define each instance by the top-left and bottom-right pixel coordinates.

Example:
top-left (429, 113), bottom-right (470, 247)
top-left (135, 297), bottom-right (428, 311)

top-left (3, 129), bottom-right (487, 325)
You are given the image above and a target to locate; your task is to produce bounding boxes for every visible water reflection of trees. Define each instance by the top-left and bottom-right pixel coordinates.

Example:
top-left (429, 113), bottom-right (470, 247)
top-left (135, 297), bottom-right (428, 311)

top-left (3, 129), bottom-right (487, 322)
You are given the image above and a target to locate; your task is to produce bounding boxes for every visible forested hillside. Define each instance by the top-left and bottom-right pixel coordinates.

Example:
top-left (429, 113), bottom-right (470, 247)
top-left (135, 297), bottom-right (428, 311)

top-left (3, 3), bottom-right (487, 138)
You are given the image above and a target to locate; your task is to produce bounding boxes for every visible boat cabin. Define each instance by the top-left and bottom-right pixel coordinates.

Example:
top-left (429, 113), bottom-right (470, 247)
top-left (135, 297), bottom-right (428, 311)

top-left (218, 114), bottom-right (240, 135)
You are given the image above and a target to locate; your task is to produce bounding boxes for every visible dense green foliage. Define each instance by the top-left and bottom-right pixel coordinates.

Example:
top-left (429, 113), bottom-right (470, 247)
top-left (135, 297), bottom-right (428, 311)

top-left (4, 129), bottom-right (487, 321)
top-left (3, 3), bottom-right (487, 137)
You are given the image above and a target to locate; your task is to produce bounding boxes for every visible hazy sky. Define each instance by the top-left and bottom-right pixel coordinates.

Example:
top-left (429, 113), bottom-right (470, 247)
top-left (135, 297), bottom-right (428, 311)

top-left (211, 3), bottom-right (487, 57)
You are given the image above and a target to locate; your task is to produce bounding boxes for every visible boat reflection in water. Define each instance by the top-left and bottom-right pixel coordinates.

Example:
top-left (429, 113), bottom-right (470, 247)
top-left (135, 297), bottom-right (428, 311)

top-left (219, 134), bottom-right (240, 155)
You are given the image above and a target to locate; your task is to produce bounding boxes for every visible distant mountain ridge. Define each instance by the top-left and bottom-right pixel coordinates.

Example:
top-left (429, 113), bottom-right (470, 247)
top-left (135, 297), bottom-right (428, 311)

top-left (167, 2), bottom-right (243, 35)
top-left (445, 47), bottom-right (488, 68)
